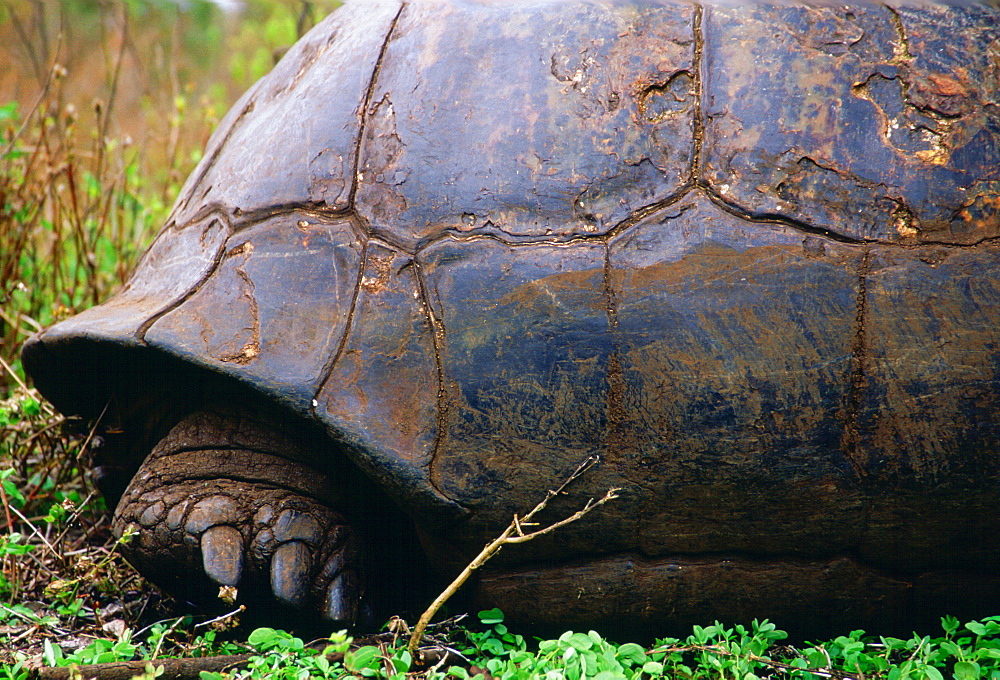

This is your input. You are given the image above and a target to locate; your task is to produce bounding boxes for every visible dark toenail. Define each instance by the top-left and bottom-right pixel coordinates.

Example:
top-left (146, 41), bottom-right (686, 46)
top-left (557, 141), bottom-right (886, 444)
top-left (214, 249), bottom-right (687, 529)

top-left (320, 550), bottom-right (345, 580)
top-left (271, 541), bottom-right (312, 607)
top-left (325, 569), bottom-right (358, 622)
top-left (201, 525), bottom-right (244, 587)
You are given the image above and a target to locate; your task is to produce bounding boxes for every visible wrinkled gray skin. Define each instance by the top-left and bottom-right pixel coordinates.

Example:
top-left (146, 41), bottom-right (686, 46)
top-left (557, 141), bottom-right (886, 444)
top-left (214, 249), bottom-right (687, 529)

top-left (113, 405), bottom-right (361, 623)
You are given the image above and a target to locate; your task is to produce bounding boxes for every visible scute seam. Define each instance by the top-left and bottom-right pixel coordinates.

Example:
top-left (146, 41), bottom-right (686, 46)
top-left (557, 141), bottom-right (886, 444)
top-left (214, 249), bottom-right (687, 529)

top-left (840, 247), bottom-right (871, 481)
top-left (348, 1), bottom-right (406, 227)
top-left (311, 240), bottom-right (371, 413)
top-left (135, 211), bottom-right (234, 343)
top-left (170, 98), bottom-right (258, 228)
top-left (412, 259), bottom-right (454, 502)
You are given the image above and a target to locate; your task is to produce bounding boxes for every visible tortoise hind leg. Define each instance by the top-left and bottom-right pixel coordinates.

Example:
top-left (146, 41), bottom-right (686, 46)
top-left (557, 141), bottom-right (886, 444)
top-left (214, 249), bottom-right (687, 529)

top-left (112, 407), bottom-right (363, 624)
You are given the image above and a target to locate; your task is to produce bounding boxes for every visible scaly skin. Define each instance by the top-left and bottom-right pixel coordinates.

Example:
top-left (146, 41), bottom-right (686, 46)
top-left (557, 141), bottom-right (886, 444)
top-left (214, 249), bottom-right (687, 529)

top-left (112, 408), bottom-right (362, 623)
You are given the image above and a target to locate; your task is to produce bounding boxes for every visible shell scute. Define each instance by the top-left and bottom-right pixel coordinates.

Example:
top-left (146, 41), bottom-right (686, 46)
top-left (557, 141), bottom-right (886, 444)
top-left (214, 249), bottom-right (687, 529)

top-left (418, 237), bottom-right (613, 520)
top-left (146, 215), bottom-right (362, 412)
top-left (316, 242), bottom-right (445, 508)
top-left (702, 3), bottom-right (1000, 243)
top-left (859, 245), bottom-right (1000, 478)
top-left (356, 0), bottom-right (697, 249)
top-left (168, 0), bottom-right (402, 228)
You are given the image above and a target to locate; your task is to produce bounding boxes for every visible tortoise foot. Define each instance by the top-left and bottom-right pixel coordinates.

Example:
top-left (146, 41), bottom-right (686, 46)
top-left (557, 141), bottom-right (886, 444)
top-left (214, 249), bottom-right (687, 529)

top-left (112, 409), bottom-right (363, 625)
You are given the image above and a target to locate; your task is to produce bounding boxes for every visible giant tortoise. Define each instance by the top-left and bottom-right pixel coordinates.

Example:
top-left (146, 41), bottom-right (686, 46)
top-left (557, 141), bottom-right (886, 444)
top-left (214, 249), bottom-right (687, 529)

top-left (23, 0), bottom-right (1000, 637)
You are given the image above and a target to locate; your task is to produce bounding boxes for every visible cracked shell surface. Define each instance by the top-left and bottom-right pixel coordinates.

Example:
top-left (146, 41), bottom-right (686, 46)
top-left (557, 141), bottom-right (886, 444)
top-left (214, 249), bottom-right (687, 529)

top-left (22, 0), bottom-right (1000, 635)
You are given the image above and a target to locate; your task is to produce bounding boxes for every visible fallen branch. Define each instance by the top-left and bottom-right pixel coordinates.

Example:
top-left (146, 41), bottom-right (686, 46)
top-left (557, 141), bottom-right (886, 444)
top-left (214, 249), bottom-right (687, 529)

top-left (35, 653), bottom-right (245, 680)
top-left (32, 649), bottom-right (348, 680)
top-left (407, 455), bottom-right (620, 655)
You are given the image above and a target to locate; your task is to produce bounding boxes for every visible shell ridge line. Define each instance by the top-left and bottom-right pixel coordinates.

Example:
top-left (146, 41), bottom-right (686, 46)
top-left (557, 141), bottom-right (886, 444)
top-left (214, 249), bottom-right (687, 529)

top-left (603, 185), bottom-right (697, 241)
top-left (280, 21), bottom-right (337, 96)
top-left (420, 188), bottom-right (704, 249)
top-left (705, 183), bottom-right (1000, 250)
top-left (600, 241), bottom-right (630, 490)
top-left (217, 247), bottom-right (261, 365)
top-left (884, 4), bottom-right (911, 63)
top-left (602, 242), bottom-right (619, 331)
top-left (222, 203), bottom-right (357, 235)
top-left (135, 210), bottom-right (234, 344)
top-left (410, 174), bottom-right (1000, 257)
top-left (423, 230), bottom-right (612, 249)
top-left (702, 188), bottom-right (867, 246)
top-left (186, 200), bottom-right (352, 233)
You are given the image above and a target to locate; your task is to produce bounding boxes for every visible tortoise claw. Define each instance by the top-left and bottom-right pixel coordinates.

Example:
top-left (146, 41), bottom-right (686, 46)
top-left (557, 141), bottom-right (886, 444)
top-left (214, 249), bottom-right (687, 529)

top-left (271, 540), bottom-right (313, 608)
top-left (201, 525), bottom-right (244, 587)
top-left (325, 569), bottom-right (359, 622)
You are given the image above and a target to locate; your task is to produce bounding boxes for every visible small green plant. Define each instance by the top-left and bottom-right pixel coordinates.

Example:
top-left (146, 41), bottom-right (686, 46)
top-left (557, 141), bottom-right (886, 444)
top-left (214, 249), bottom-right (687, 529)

top-left (17, 611), bottom-right (1000, 680)
top-left (463, 608), bottom-right (527, 659)
top-left (43, 628), bottom-right (138, 666)
top-left (452, 613), bottom-right (1000, 680)
top-left (197, 627), bottom-right (354, 680)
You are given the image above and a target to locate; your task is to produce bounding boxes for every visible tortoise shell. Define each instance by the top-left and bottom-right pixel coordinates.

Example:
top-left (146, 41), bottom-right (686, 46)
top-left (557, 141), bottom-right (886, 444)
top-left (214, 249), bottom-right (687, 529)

top-left (24, 0), bottom-right (1000, 635)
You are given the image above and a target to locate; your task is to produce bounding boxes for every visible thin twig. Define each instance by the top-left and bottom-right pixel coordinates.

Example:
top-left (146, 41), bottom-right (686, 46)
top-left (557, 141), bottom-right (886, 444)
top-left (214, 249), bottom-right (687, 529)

top-left (193, 606), bottom-right (245, 629)
top-left (506, 491), bottom-right (617, 544)
top-left (0, 306), bottom-right (44, 337)
top-left (0, 484), bottom-right (12, 533)
top-left (8, 503), bottom-right (58, 557)
top-left (33, 652), bottom-right (264, 680)
top-left (407, 455), bottom-right (618, 655)
top-left (150, 616), bottom-right (186, 661)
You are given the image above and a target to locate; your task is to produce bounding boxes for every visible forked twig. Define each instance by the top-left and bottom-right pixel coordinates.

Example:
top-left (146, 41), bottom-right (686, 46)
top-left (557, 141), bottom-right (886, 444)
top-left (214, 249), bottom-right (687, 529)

top-left (407, 455), bottom-right (620, 655)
